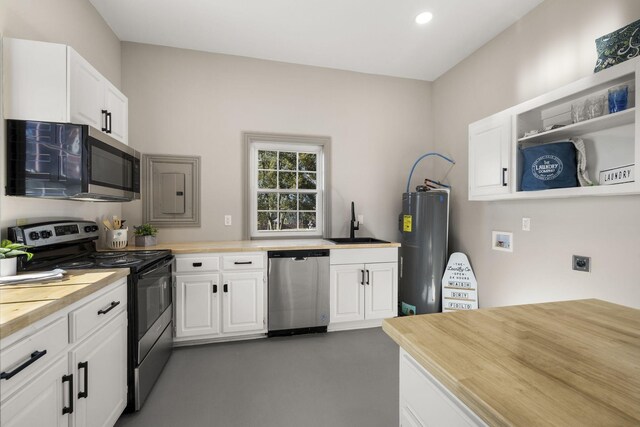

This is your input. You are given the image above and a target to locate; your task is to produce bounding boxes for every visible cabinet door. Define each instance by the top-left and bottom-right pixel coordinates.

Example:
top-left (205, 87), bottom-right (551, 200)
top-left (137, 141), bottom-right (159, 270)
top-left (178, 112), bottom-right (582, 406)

top-left (330, 264), bottom-right (365, 323)
top-left (221, 272), bottom-right (265, 334)
top-left (72, 311), bottom-right (127, 427)
top-left (468, 112), bottom-right (511, 198)
top-left (364, 262), bottom-right (397, 320)
top-left (69, 47), bottom-right (104, 131)
top-left (0, 355), bottom-right (70, 427)
top-left (175, 274), bottom-right (220, 337)
top-left (104, 81), bottom-right (129, 144)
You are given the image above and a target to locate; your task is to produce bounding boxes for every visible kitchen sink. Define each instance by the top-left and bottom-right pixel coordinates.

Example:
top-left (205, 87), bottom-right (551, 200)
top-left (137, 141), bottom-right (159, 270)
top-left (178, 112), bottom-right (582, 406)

top-left (327, 237), bottom-right (390, 244)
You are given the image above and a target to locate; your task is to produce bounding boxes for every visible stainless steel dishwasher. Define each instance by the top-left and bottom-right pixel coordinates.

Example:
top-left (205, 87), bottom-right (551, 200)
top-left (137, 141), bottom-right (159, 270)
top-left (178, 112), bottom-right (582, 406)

top-left (268, 249), bottom-right (330, 336)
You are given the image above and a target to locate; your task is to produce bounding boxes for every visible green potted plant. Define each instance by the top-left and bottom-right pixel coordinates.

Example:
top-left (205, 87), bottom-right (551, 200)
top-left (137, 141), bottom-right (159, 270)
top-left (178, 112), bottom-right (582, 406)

top-left (0, 240), bottom-right (33, 277)
top-left (134, 223), bottom-right (159, 247)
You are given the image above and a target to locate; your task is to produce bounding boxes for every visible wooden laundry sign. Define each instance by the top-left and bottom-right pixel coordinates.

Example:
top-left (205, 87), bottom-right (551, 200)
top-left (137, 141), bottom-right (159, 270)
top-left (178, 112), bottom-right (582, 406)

top-left (441, 252), bottom-right (478, 312)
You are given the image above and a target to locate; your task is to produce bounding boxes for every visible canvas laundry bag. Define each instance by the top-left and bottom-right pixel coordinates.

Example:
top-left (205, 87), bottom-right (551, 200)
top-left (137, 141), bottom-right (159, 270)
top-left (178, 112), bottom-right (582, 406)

top-left (520, 141), bottom-right (578, 190)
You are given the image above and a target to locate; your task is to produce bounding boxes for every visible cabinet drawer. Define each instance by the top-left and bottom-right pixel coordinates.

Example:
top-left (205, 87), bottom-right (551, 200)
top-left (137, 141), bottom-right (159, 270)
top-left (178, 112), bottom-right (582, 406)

top-left (70, 279), bottom-right (127, 342)
top-left (176, 255), bottom-right (220, 273)
top-left (222, 253), bottom-right (264, 270)
top-left (0, 316), bottom-right (68, 400)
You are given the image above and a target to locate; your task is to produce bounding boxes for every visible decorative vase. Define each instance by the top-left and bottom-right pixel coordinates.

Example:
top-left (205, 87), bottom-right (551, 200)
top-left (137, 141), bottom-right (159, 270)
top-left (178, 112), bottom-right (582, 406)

top-left (135, 235), bottom-right (157, 247)
top-left (0, 258), bottom-right (17, 277)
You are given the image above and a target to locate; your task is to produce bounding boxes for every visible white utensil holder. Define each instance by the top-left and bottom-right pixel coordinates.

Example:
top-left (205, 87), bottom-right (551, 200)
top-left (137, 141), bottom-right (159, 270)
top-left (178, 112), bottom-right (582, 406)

top-left (106, 228), bottom-right (128, 249)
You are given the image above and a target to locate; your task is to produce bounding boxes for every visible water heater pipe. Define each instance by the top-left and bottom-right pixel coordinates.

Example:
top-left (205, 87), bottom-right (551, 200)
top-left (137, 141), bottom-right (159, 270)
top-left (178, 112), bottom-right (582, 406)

top-left (406, 152), bottom-right (455, 193)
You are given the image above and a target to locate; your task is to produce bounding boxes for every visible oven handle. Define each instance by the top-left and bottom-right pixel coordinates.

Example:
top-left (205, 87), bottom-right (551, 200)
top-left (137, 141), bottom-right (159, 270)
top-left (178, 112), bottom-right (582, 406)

top-left (138, 257), bottom-right (174, 279)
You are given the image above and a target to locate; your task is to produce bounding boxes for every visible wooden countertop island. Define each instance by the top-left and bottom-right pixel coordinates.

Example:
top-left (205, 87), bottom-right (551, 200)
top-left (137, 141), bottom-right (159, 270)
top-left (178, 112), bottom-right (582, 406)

top-left (0, 269), bottom-right (129, 339)
top-left (382, 299), bottom-right (640, 426)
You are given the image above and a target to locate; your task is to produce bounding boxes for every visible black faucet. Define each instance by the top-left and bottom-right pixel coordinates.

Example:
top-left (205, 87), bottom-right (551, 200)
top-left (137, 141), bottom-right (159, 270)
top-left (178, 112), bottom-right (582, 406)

top-left (350, 201), bottom-right (359, 239)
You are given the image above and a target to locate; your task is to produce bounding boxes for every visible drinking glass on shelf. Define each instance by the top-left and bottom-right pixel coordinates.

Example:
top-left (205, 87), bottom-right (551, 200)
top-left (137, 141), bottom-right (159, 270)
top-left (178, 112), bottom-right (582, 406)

top-left (571, 101), bottom-right (586, 123)
top-left (585, 95), bottom-right (605, 119)
top-left (608, 85), bottom-right (628, 113)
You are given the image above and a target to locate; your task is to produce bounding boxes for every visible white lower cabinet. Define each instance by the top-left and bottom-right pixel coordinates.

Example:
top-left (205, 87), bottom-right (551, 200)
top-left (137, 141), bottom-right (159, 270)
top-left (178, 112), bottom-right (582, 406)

top-left (0, 278), bottom-right (128, 427)
top-left (400, 348), bottom-right (487, 427)
top-left (329, 248), bottom-right (398, 330)
top-left (0, 356), bottom-right (69, 427)
top-left (174, 253), bottom-right (266, 343)
top-left (71, 311), bottom-right (128, 427)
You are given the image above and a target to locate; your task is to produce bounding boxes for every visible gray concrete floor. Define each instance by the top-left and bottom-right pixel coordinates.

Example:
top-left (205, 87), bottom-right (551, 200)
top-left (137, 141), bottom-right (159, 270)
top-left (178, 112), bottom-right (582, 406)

top-left (116, 328), bottom-right (399, 427)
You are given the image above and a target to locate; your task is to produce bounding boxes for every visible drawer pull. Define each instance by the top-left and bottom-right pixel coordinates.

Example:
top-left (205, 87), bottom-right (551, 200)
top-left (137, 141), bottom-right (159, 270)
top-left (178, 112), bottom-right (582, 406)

top-left (0, 349), bottom-right (47, 380)
top-left (223, 284), bottom-right (228, 293)
top-left (62, 374), bottom-right (74, 414)
top-left (192, 262), bottom-right (203, 267)
top-left (78, 361), bottom-right (89, 399)
top-left (212, 284), bottom-right (218, 294)
top-left (234, 261), bottom-right (253, 265)
top-left (97, 300), bottom-right (120, 315)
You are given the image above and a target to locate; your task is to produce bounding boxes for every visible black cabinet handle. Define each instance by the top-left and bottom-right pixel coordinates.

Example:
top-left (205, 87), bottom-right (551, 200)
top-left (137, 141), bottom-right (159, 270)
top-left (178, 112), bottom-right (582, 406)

top-left (360, 270), bottom-right (365, 285)
top-left (213, 284), bottom-right (218, 293)
top-left (0, 349), bottom-right (47, 380)
top-left (223, 284), bottom-right (228, 293)
top-left (366, 269), bottom-right (370, 285)
top-left (62, 374), bottom-right (74, 415)
top-left (106, 111), bottom-right (112, 134)
top-left (193, 262), bottom-right (202, 267)
top-left (101, 110), bottom-right (108, 132)
top-left (502, 168), bottom-right (508, 186)
top-left (78, 361), bottom-right (88, 399)
top-left (234, 261), bottom-right (253, 265)
top-left (97, 300), bottom-right (120, 315)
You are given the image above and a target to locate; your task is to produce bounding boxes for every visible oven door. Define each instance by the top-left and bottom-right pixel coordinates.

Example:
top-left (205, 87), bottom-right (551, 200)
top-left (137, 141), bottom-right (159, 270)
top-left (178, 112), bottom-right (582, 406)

top-left (135, 256), bottom-right (173, 362)
top-left (82, 126), bottom-right (140, 201)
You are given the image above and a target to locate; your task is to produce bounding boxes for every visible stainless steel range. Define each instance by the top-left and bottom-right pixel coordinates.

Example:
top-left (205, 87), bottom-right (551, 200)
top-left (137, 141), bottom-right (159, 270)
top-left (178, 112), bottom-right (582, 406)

top-left (9, 220), bottom-right (174, 412)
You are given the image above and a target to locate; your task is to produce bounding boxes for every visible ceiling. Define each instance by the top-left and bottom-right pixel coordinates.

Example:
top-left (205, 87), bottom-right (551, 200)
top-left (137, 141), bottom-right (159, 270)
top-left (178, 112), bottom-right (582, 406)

top-left (89, 0), bottom-right (543, 81)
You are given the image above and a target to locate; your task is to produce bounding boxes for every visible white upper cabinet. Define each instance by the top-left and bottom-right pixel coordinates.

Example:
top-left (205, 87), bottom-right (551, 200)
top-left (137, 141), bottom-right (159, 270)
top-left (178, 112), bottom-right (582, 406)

top-left (469, 57), bottom-right (639, 201)
top-left (3, 38), bottom-right (129, 145)
top-left (468, 112), bottom-right (512, 198)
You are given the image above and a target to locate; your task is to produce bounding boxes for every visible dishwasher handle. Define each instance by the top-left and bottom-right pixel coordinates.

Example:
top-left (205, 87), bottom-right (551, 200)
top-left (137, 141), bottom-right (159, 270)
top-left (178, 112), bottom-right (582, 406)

top-left (293, 257), bottom-right (307, 261)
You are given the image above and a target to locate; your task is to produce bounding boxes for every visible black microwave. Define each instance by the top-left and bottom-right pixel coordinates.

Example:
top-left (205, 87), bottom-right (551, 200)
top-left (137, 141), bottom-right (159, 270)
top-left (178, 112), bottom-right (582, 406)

top-left (6, 120), bottom-right (140, 201)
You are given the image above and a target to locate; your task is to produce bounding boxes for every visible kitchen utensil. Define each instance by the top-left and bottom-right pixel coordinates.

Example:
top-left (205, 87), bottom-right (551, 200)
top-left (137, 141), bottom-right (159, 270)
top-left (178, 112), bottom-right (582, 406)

top-left (103, 219), bottom-right (113, 230)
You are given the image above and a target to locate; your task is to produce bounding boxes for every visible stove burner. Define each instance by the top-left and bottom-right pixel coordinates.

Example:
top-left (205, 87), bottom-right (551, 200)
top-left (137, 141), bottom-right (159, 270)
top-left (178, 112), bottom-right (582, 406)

top-left (133, 251), bottom-right (164, 257)
top-left (59, 260), bottom-right (96, 269)
top-left (93, 252), bottom-right (129, 259)
top-left (99, 258), bottom-right (143, 267)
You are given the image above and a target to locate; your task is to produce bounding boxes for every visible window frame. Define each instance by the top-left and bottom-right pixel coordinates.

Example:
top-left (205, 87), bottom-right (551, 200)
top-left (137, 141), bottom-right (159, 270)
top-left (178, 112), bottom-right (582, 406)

top-left (244, 132), bottom-right (331, 240)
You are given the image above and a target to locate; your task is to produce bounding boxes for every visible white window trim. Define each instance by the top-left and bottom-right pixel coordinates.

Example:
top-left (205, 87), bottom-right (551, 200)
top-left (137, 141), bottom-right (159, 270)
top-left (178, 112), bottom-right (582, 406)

top-left (244, 132), bottom-right (331, 240)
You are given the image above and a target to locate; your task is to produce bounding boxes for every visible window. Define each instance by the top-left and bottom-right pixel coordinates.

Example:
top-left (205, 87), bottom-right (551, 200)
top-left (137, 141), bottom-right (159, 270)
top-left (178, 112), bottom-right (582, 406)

top-left (245, 133), bottom-right (330, 239)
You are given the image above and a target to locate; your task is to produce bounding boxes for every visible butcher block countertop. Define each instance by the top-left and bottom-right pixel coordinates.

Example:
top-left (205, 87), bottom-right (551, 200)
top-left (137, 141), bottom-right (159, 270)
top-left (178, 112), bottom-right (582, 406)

top-left (0, 269), bottom-right (128, 339)
top-left (115, 239), bottom-right (400, 254)
top-left (382, 299), bottom-right (640, 427)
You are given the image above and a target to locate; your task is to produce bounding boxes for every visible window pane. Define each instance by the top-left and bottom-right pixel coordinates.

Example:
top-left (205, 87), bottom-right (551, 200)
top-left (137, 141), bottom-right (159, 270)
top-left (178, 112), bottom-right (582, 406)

top-left (299, 172), bottom-right (316, 189)
top-left (257, 193), bottom-right (277, 210)
top-left (279, 151), bottom-right (297, 170)
top-left (258, 150), bottom-right (277, 170)
top-left (257, 211), bottom-right (278, 230)
top-left (278, 171), bottom-right (296, 189)
top-left (279, 212), bottom-right (297, 230)
top-left (278, 193), bottom-right (297, 210)
top-left (258, 171), bottom-right (277, 189)
top-left (299, 193), bottom-right (316, 210)
top-left (299, 153), bottom-right (317, 171)
top-left (300, 212), bottom-right (316, 229)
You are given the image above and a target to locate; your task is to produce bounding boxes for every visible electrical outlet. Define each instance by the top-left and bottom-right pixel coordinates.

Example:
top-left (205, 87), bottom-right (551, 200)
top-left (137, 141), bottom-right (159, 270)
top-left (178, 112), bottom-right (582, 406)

top-left (224, 215), bottom-right (232, 226)
top-left (522, 217), bottom-right (531, 231)
top-left (572, 255), bottom-right (590, 272)
top-left (358, 214), bottom-right (364, 224)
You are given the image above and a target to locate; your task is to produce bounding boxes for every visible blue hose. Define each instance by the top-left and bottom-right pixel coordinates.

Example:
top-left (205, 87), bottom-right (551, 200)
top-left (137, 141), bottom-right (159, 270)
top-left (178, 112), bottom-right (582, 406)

top-left (406, 152), bottom-right (455, 193)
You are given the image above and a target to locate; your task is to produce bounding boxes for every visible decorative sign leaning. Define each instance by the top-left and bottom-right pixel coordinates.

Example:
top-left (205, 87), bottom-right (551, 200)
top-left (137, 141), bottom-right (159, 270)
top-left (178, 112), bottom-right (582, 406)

top-left (599, 164), bottom-right (634, 185)
top-left (441, 252), bottom-right (478, 312)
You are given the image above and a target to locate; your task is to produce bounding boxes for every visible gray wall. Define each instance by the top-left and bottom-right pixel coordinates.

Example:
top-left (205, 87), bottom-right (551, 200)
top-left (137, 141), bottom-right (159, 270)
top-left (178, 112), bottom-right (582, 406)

top-left (432, 0), bottom-right (640, 308)
top-left (0, 0), bottom-right (122, 236)
top-left (121, 42), bottom-right (433, 243)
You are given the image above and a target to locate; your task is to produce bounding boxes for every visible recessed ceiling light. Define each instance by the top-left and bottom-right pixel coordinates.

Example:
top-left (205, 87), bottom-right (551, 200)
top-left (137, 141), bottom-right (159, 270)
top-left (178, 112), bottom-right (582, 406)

top-left (415, 11), bottom-right (433, 25)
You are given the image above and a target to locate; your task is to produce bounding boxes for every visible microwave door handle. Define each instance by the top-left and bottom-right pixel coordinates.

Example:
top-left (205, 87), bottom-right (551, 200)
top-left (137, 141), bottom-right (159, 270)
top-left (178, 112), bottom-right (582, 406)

top-left (138, 258), bottom-right (173, 279)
